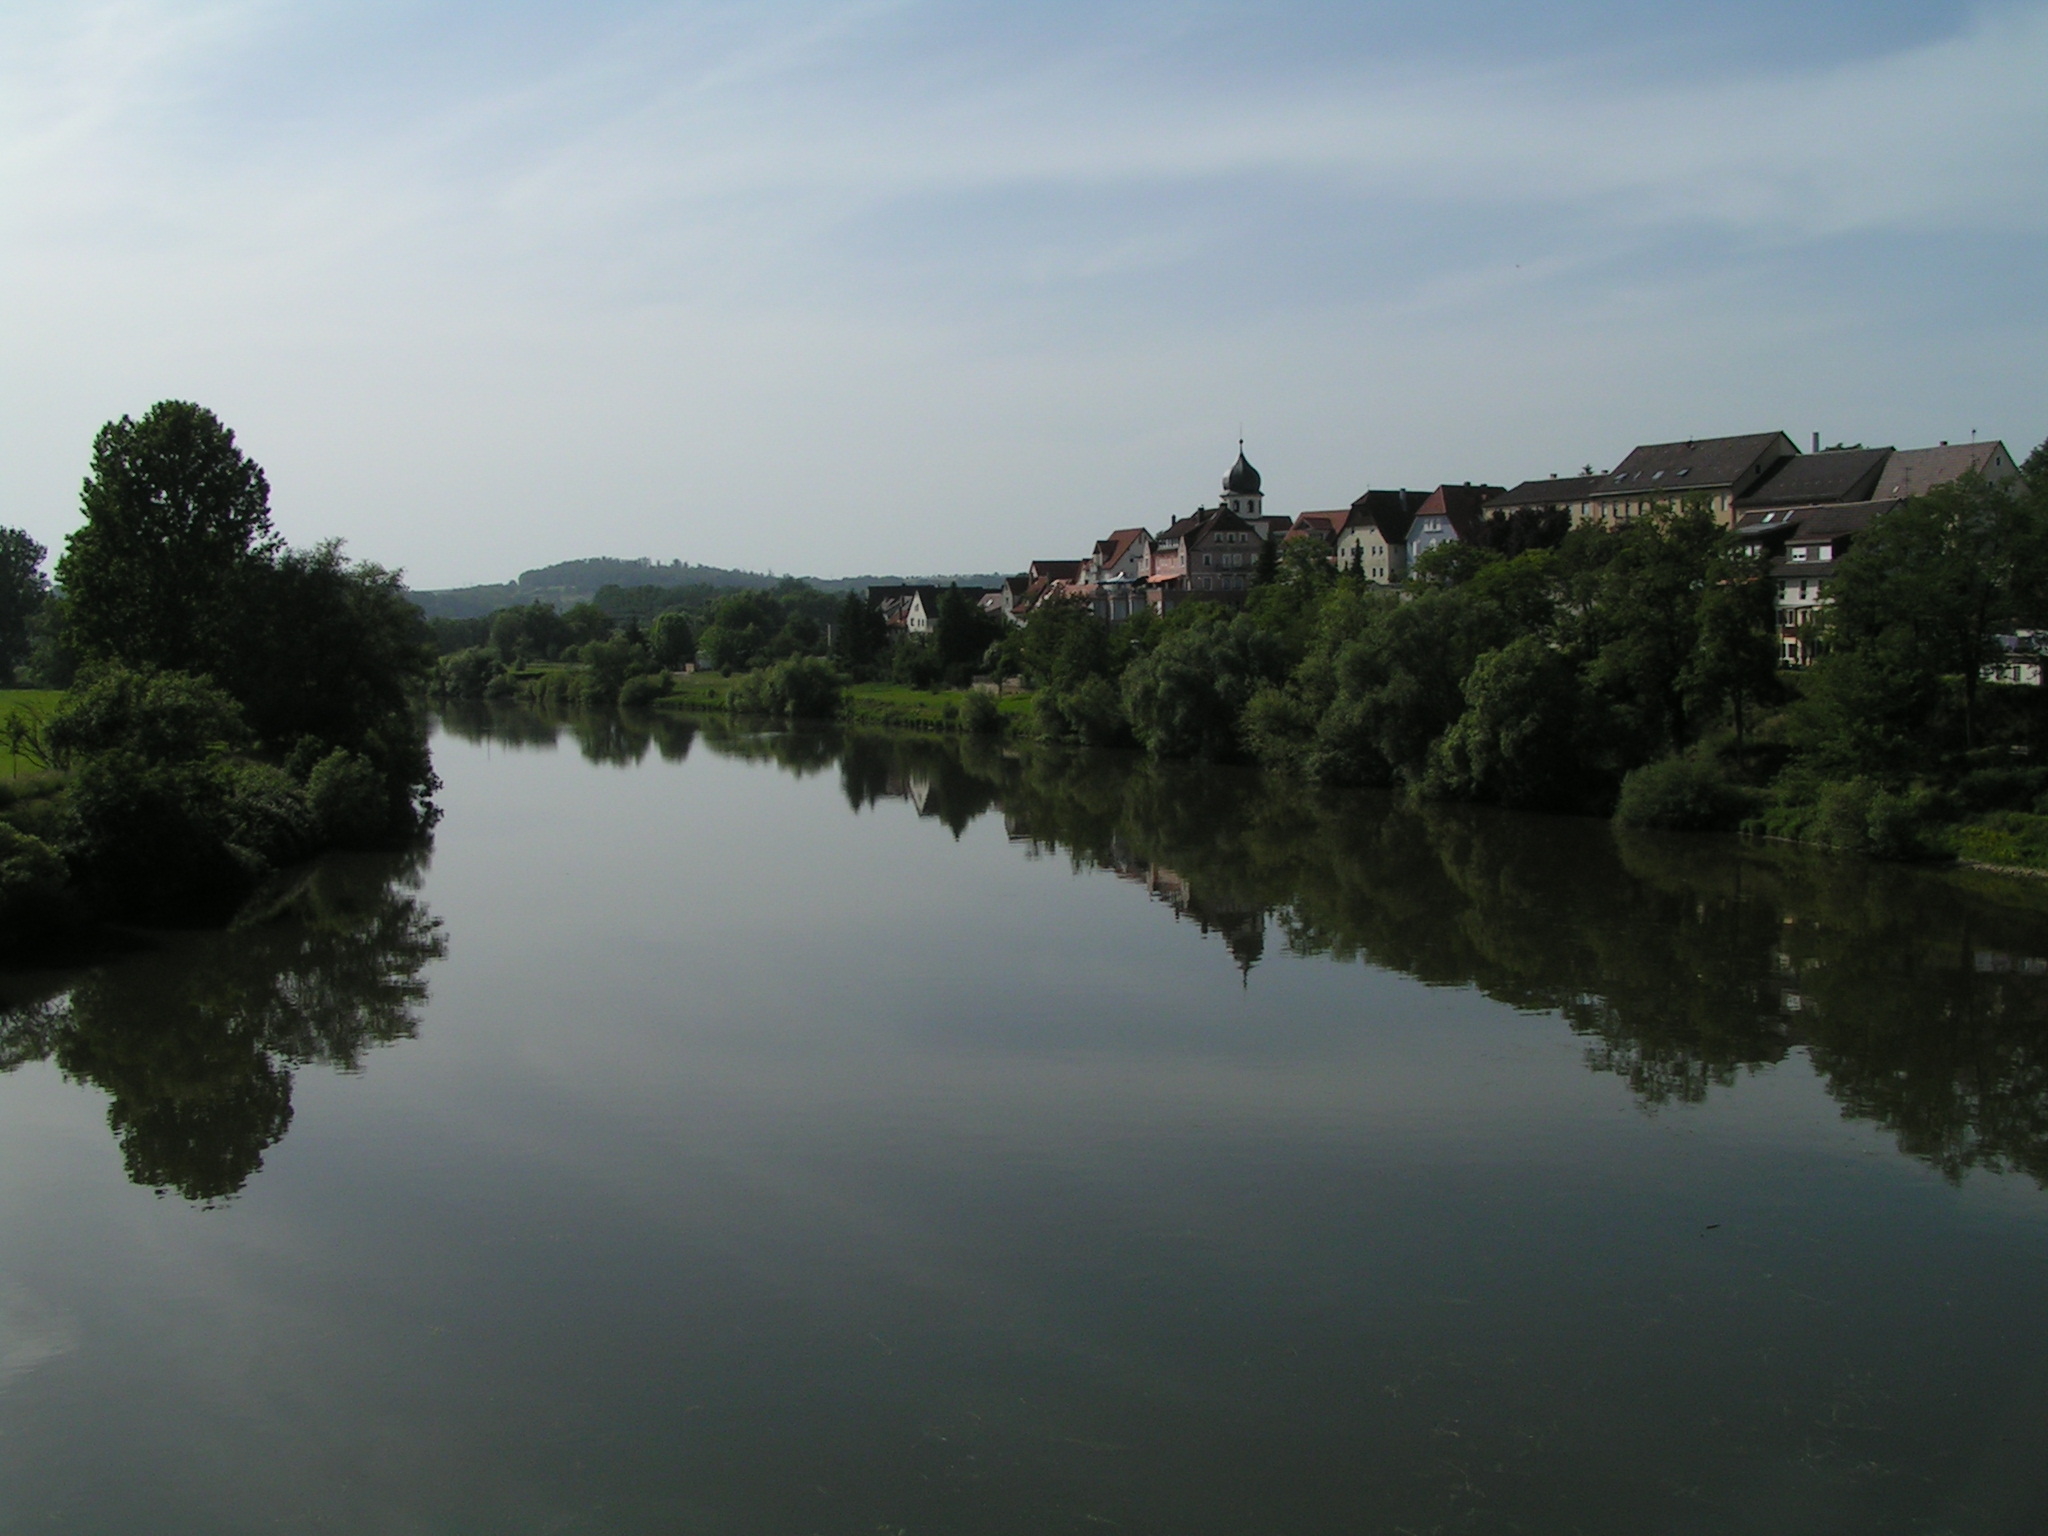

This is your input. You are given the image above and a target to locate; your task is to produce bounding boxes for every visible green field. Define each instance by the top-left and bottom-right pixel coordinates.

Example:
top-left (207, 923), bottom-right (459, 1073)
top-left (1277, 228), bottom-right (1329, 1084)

top-left (1, 690), bottom-right (62, 779)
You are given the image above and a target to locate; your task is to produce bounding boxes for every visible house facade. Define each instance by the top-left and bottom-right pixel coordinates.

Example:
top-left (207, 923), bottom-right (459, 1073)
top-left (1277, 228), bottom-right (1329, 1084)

top-left (1335, 489), bottom-right (1426, 583)
top-left (1734, 501), bottom-right (1898, 665)
top-left (1149, 506), bottom-right (1261, 611)
top-left (1406, 484), bottom-right (1500, 565)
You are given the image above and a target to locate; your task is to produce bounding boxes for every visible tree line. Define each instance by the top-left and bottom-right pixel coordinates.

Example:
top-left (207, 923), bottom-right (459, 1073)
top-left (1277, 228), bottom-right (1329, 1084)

top-left (986, 443), bottom-right (2048, 859)
top-left (1, 401), bottom-right (438, 943)
top-left (427, 571), bottom-right (1009, 714)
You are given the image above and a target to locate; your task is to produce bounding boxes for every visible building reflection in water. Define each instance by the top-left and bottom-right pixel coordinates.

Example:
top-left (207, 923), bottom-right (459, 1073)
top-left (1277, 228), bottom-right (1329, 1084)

top-left (687, 713), bottom-right (2048, 1190)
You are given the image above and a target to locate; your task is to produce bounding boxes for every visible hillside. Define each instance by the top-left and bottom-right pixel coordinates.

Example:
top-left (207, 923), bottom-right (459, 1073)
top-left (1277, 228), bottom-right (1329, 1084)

top-left (407, 557), bottom-right (1007, 618)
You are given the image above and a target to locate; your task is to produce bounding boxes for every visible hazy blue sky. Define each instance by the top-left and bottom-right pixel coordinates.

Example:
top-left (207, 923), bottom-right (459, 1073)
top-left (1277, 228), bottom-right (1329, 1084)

top-left (4, 0), bottom-right (2044, 586)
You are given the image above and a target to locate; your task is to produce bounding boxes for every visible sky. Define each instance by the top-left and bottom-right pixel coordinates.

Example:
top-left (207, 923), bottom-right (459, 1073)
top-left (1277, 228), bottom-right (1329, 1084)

top-left (2, 0), bottom-right (2045, 589)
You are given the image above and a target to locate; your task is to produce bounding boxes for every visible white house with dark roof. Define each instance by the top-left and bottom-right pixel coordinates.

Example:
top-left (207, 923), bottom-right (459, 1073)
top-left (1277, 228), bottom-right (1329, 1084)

top-left (1336, 489), bottom-right (1428, 583)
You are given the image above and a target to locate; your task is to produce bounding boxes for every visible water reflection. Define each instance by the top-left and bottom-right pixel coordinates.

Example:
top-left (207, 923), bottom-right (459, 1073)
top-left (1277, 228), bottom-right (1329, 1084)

top-left (688, 718), bottom-right (2048, 1187)
top-left (435, 700), bottom-right (699, 764)
top-left (0, 853), bottom-right (444, 1204)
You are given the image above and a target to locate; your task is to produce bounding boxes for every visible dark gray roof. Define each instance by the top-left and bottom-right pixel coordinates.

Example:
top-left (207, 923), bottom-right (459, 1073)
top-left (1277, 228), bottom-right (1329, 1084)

top-left (1736, 447), bottom-right (1890, 510)
top-left (1348, 488), bottom-right (1428, 544)
top-left (1486, 474), bottom-right (1603, 510)
top-left (1595, 432), bottom-right (1796, 497)
top-left (1734, 499), bottom-right (1900, 549)
top-left (1223, 448), bottom-right (1262, 496)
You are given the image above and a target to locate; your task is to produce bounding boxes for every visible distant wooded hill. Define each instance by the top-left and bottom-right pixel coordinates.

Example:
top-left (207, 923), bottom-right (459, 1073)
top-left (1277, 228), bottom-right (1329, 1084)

top-left (405, 557), bottom-right (1006, 618)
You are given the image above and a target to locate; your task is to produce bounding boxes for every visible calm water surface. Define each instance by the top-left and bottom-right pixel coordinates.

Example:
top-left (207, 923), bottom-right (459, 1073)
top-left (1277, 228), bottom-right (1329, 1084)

top-left (4, 706), bottom-right (2048, 1533)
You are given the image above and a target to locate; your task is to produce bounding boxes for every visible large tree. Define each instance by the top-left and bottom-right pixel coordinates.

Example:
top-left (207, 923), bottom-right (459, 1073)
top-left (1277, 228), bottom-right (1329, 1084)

top-left (0, 527), bottom-right (49, 677)
top-left (1813, 473), bottom-right (2048, 756)
top-left (58, 401), bottom-right (278, 677)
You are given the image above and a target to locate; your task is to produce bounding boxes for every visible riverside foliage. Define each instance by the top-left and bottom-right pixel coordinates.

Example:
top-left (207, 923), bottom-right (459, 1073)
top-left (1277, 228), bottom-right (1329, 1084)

top-left (1001, 456), bottom-right (2048, 856)
top-left (0, 402), bottom-right (437, 942)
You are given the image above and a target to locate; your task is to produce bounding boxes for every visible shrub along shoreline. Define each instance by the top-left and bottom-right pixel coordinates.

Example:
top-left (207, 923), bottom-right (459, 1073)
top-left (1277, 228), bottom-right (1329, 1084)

top-left (507, 441), bottom-right (2048, 875)
top-left (1, 403), bottom-right (437, 955)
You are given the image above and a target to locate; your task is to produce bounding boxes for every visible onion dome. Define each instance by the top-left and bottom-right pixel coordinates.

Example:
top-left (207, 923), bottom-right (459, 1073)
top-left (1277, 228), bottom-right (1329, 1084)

top-left (1223, 445), bottom-right (1261, 496)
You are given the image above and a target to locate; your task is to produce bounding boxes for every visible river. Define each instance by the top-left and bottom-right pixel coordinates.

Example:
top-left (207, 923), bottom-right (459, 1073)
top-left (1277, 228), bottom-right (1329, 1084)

top-left (3, 706), bottom-right (2046, 1533)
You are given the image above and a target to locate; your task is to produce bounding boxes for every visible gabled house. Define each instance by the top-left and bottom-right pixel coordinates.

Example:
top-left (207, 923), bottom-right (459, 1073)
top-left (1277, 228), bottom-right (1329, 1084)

top-left (1149, 506), bottom-right (1261, 612)
top-left (1588, 432), bottom-right (1799, 528)
top-left (1335, 489), bottom-right (1427, 584)
top-left (994, 573), bottom-right (1035, 625)
top-left (1084, 529), bottom-right (1154, 584)
top-left (1406, 484), bottom-right (1502, 566)
top-left (1873, 441), bottom-right (2020, 499)
top-left (1287, 510), bottom-right (1353, 549)
top-left (1734, 500), bottom-right (1901, 665)
top-left (1081, 528), bottom-right (1155, 624)
top-left (903, 586), bottom-right (945, 634)
top-left (1028, 559), bottom-right (1085, 586)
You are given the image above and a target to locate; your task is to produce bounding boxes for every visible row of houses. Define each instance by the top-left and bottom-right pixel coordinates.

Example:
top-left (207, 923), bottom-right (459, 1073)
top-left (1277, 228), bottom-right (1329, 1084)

top-left (928, 431), bottom-right (2021, 667)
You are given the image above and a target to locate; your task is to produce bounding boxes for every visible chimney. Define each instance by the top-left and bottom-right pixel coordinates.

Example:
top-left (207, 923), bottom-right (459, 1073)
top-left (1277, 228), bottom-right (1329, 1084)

top-left (1812, 432), bottom-right (1820, 453)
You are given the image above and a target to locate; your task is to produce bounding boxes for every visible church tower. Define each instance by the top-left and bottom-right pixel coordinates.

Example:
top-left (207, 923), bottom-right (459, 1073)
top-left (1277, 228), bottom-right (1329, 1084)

top-left (1222, 441), bottom-right (1263, 520)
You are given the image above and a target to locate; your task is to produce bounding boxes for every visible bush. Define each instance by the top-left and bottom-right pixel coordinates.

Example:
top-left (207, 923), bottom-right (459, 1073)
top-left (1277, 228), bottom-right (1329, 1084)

top-left (1954, 766), bottom-right (2048, 814)
top-left (57, 751), bottom-right (249, 918)
top-left (47, 666), bottom-right (248, 765)
top-left (220, 759), bottom-right (318, 868)
top-left (960, 690), bottom-right (1001, 734)
top-left (1121, 614), bottom-right (1281, 760)
top-left (618, 672), bottom-right (672, 709)
top-left (1802, 777), bottom-right (1951, 860)
top-left (729, 656), bottom-right (844, 720)
top-left (1614, 756), bottom-right (1751, 832)
top-left (1064, 674), bottom-right (1131, 747)
top-left (1949, 811), bottom-right (2048, 870)
top-left (307, 749), bottom-right (390, 848)
top-left (0, 822), bottom-right (74, 949)
top-left (434, 646), bottom-right (504, 700)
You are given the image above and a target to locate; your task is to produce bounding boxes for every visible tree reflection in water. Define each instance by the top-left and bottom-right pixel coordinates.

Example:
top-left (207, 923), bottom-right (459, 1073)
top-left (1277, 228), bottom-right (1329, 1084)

top-left (692, 719), bottom-right (2048, 1188)
top-left (0, 852), bottom-right (445, 1205)
top-left (435, 700), bottom-right (701, 765)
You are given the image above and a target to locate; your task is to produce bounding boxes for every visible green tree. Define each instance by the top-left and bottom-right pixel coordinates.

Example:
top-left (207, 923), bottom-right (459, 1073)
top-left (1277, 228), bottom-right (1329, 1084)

top-left (489, 601), bottom-right (571, 663)
top-left (562, 601), bottom-right (614, 647)
top-left (1812, 474), bottom-right (2046, 756)
top-left (1683, 545), bottom-right (1781, 759)
top-left (0, 528), bottom-right (49, 677)
top-left (650, 610), bottom-right (698, 670)
top-left (1121, 612), bottom-right (1284, 760)
top-left (833, 591), bottom-right (888, 671)
top-left (934, 585), bottom-right (1004, 682)
top-left (58, 402), bottom-right (278, 676)
top-left (1563, 502), bottom-right (1723, 765)
top-left (1425, 634), bottom-right (1593, 810)
top-left (1251, 531), bottom-right (1279, 588)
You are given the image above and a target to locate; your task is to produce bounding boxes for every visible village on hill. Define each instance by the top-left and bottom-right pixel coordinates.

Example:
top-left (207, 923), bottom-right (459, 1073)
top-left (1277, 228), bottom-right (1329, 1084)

top-left (866, 431), bottom-right (2023, 674)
